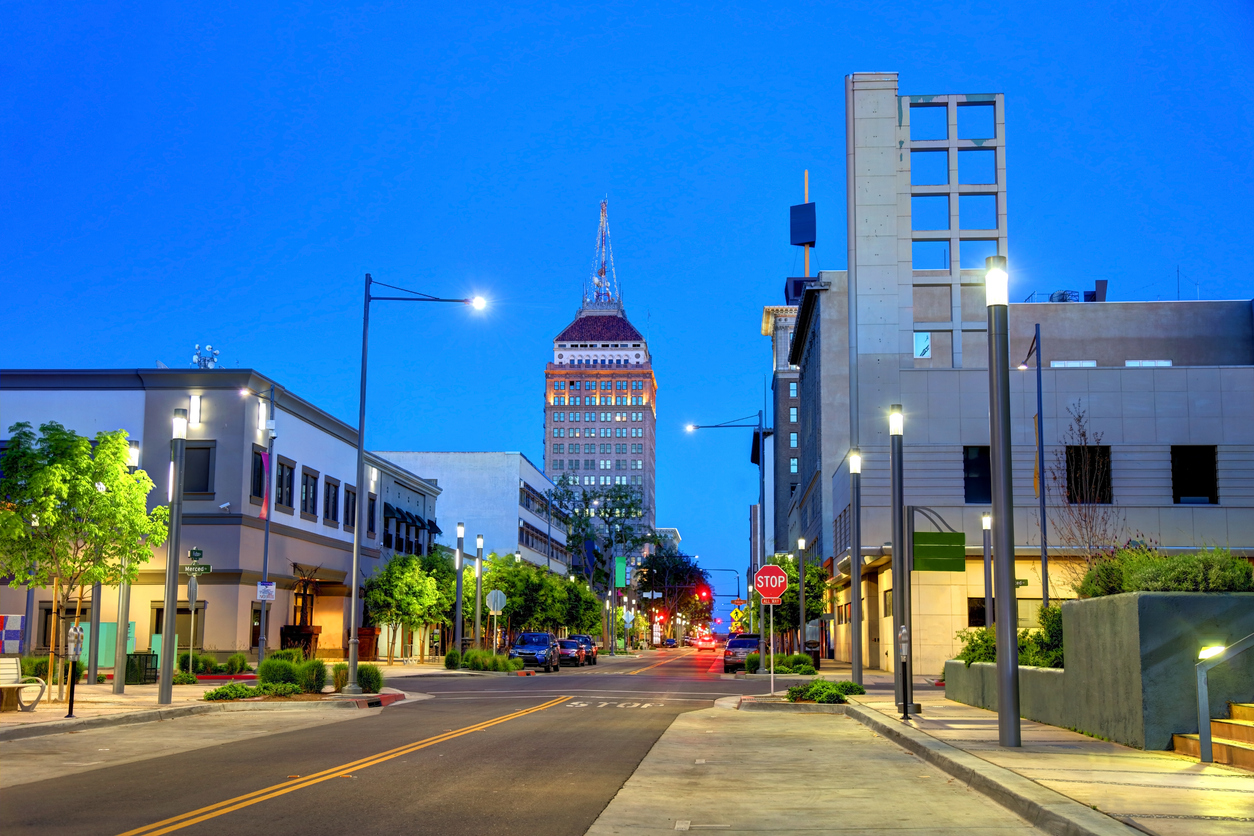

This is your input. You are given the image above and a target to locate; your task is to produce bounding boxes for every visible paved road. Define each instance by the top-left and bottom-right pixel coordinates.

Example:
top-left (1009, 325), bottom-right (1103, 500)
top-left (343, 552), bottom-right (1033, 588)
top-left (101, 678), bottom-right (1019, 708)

top-left (2, 650), bottom-right (762, 836)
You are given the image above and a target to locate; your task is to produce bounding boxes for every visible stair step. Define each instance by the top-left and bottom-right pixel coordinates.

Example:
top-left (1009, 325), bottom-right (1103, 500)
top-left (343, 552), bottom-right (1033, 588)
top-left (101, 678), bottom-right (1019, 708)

top-left (1212, 718), bottom-right (1254, 744)
top-left (1230, 703), bottom-right (1254, 722)
top-left (1173, 733), bottom-right (1254, 771)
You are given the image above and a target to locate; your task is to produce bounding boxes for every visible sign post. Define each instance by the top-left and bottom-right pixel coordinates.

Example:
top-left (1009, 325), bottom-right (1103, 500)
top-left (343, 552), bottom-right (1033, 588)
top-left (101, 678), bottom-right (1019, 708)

top-left (754, 565), bottom-right (787, 685)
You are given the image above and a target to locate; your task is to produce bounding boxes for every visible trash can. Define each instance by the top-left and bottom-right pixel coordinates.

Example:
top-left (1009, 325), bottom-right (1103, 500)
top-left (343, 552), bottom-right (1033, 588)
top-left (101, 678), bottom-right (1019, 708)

top-left (126, 652), bottom-right (158, 685)
top-left (804, 640), bottom-right (821, 670)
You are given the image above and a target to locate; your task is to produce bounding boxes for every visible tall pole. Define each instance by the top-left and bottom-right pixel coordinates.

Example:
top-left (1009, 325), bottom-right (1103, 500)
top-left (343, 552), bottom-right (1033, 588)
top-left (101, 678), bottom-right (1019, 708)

top-left (88, 581), bottom-right (101, 684)
top-left (888, 405), bottom-right (905, 712)
top-left (983, 514), bottom-right (993, 630)
top-left (158, 409), bottom-right (187, 705)
top-left (797, 537), bottom-right (806, 657)
top-left (111, 569), bottom-right (130, 694)
top-left (849, 450), bottom-right (863, 686)
top-left (454, 523), bottom-right (465, 653)
top-left (258, 383), bottom-right (275, 664)
top-left (474, 535), bottom-right (483, 650)
top-left (1035, 323), bottom-right (1049, 607)
top-left (757, 411), bottom-right (767, 672)
top-left (987, 255), bottom-right (1022, 747)
top-left (345, 273), bottom-right (372, 696)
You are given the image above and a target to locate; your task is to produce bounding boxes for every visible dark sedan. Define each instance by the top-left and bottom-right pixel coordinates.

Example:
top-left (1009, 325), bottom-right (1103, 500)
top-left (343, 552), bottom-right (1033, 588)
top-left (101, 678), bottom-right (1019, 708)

top-left (557, 639), bottom-right (586, 667)
top-left (508, 631), bottom-right (562, 672)
top-left (569, 634), bottom-right (598, 664)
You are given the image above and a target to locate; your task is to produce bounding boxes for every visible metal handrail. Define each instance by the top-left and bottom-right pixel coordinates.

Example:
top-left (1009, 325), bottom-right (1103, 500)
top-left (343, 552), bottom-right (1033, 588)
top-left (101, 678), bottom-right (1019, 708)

top-left (1197, 631), bottom-right (1254, 762)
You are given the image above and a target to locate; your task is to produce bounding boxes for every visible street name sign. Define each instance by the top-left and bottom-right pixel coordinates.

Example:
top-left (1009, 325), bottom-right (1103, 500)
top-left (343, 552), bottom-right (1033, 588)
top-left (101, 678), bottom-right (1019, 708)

top-left (188, 548), bottom-right (204, 560)
top-left (1015, 579), bottom-right (1028, 588)
top-left (754, 565), bottom-right (787, 605)
top-left (486, 589), bottom-right (507, 615)
top-left (730, 598), bottom-right (747, 606)
top-left (257, 581), bottom-right (276, 601)
top-left (181, 564), bottom-right (212, 576)
top-left (912, 531), bottom-right (965, 572)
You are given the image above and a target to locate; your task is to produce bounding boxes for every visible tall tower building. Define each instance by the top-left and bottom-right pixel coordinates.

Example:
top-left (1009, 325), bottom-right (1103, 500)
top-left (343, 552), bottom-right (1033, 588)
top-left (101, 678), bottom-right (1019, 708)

top-left (543, 201), bottom-right (657, 529)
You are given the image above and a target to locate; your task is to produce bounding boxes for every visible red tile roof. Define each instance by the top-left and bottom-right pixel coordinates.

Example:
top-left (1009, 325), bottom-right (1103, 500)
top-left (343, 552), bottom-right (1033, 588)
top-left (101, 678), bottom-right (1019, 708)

top-left (554, 312), bottom-right (644, 343)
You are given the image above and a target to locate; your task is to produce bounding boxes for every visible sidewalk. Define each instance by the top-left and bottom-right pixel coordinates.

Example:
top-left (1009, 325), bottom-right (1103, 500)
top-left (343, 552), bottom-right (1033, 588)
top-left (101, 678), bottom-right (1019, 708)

top-left (0, 682), bottom-right (215, 732)
top-left (821, 660), bottom-right (1254, 836)
top-left (586, 701), bottom-right (1039, 835)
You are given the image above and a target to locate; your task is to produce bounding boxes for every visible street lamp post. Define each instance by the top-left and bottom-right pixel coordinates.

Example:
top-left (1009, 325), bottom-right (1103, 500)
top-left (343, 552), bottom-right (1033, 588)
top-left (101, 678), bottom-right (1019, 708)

top-left (1018, 325), bottom-right (1049, 607)
top-left (474, 534), bottom-right (484, 650)
top-left (158, 408), bottom-right (188, 706)
top-left (982, 512), bottom-right (993, 630)
top-left (685, 412), bottom-right (770, 671)
top-left (454, 523), bottom-right (465, 655)
top-left (345, 274), bottom-right (485, 694)
top-left (240, 384), bottom-right (278, 665)
top-left (986, 254), bottom-right (1022, 747)
top-left (889, 404), bottom-right (910, 717)
top-left (848, 449), bottom-right (863, 686)
top-left (796, 536), bottom-right (806, 657)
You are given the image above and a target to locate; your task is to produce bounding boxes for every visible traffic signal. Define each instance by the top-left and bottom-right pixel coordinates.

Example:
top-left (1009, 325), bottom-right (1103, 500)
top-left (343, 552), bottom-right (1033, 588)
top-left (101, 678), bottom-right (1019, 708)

top-left (714, 618), bottom-right (722, 625)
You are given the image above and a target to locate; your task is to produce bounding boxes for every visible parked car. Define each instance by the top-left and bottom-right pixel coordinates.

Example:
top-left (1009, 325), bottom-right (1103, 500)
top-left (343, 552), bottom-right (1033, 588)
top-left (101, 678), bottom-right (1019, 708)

top-left (508, 631), bottom-right (562, 672)
top-left (695, 635), bottom-right (718, 652)
top-left (683, 635), bottom-right (697, 647)
top-left (557, 639), bottom-right (586, 667)
top-left (661, 638), bottom-right (677, 648)
top-left (570, 634), bottom-right (599, 664)
top-left (723, 634), bottom-right (761, 673)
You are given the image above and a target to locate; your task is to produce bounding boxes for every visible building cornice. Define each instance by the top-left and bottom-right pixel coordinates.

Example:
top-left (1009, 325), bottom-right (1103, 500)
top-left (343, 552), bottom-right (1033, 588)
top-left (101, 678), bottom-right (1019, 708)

top-left (761, 306), bottom-right (798, 337)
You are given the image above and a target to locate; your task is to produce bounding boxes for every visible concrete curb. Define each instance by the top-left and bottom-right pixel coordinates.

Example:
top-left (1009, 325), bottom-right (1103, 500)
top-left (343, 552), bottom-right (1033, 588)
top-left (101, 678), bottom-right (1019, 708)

top-left (740, 698), bottom-right (847, 714)
top-left (0, 693), bottom-right (396, 742)
top-left (843, 703), bottom-right (1138, 836)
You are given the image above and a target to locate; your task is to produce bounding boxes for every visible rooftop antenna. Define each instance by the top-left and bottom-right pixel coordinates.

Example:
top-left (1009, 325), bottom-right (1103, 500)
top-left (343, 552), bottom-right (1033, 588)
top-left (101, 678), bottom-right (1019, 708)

top-left (192, 344), bottom-right (222, 369)
top-left (583, 199), bottom-right (621, 310)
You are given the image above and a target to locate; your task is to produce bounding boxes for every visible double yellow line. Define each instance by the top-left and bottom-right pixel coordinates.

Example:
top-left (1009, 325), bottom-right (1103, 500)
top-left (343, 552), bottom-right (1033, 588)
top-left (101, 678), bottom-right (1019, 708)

top-left (117, 695), bottom-right (571, 836)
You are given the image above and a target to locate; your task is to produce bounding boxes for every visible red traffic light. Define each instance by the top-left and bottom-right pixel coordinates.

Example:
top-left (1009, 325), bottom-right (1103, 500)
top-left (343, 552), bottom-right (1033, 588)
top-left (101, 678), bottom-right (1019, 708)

top-left (715, 618), bottom-right (722, 624)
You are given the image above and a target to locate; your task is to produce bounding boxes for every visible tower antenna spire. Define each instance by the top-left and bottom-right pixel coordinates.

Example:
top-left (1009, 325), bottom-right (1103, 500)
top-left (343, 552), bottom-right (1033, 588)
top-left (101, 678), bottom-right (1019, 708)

top-left (584, 198), bottom-right (621, 310)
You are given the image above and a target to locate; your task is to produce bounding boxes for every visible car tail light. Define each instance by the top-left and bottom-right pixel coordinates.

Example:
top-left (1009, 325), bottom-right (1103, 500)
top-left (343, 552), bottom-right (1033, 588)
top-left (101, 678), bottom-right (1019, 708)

top-left (724, 650), bottom-right (732, 656)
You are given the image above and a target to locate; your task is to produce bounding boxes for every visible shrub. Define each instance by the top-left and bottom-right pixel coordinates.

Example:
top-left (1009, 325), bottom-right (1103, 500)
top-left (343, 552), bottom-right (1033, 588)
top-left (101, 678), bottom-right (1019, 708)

top-left (21, 657), bottom-right (85, 683)
top-left (297, 659), bottom-right (327, 693)
top-left (178, 652), bottom-right (220, 674)
top-left (782, 654), bottom-right (812, 669)
top-left (1020, 604), bottom-right (1064, 668)
top-left (225, 653), bottom-right (251, 674)
top-left (793, 664), bottom-right (817, 676)
top-left (203, 681), bottom-right (303, 701)
top-left (1078, 547), bottom-right (1254, 597)
top-left (356, 663), bottom-right (383, 694)
top-left (444, 649), bottom-right (461, 670)
top-left (808, 681), bottom-right (846, 704)
top-left (745, 653), bottom-right (759, 672)
top-left (462, 649), bottom-right (490, 670)
top-left (332, 662), bottom-right (349, 692)
top-left (774, 665), bottom-right (794, 674)
top-left (831, 680), bottom-right (866, 696)
top-left (97, 674), bottom-right (106, 683)
top-left (256, 658), bottom-right (298, 685)
top-left (508, 657), bottom-right (524, 671)
top-left (954, 627), bottom-right (997, 667)
top-left (173, 671), bottom-right (198, 685)
top-left (268, 648), bottom-right (306, 664)
top-left (257, 682), bottom-right (301, 697)
top-left (204, 682), bottom-right (253, 701)
top-left (786, 681), bottom-right (846, 704)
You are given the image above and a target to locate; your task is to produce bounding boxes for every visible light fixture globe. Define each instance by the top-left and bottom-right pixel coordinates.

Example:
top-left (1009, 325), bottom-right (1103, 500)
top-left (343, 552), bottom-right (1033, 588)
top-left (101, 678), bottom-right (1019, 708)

top-left (985, 255), bottom-right (1009, 307)
top-left (889, 404), bottom-right (904, 437)
top-left (470, 296), bottom-right (487, 311)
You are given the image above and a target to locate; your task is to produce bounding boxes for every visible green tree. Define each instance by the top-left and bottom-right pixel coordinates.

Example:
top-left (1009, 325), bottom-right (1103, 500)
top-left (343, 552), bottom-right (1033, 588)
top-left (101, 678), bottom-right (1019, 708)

top-left (0, 422), bottom-right (168, 694)
top-left (637, 546), bottom-right (708, 638)
top-left (749, 553), bottom-right (829, 642)
top-left (363, 553), bottom-right (439, 665)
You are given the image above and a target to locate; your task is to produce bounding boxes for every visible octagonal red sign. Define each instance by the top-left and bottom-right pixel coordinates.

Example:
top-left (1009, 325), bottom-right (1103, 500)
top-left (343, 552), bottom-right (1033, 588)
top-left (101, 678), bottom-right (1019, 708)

top-left (754, 565), bottom-right (788, 603)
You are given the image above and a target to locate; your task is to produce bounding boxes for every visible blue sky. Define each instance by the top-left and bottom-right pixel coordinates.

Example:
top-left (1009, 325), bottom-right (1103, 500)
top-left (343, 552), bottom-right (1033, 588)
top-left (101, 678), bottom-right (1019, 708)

top-left (3, 1), bottom-right (1252, 621)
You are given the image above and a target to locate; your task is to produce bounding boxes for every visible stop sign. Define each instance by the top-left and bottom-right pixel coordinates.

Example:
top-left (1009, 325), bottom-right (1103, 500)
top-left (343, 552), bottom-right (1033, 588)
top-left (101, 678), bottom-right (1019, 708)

top-left (754, 565), bottom-right (788, 604)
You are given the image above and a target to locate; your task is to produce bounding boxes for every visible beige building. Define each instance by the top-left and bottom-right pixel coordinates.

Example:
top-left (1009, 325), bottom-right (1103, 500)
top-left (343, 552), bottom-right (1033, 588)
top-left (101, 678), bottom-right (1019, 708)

top-left (0, 368), bottom-right (441, 661)
top-left (778, 72), bottom-right (1254, 676)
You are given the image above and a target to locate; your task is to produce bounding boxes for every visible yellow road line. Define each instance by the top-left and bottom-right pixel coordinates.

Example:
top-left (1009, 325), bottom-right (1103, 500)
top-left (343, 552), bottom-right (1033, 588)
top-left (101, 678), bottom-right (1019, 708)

top-left (627, 650), bottom-right (695, 676)
top-left (116, 696), bottom-right (571, 836)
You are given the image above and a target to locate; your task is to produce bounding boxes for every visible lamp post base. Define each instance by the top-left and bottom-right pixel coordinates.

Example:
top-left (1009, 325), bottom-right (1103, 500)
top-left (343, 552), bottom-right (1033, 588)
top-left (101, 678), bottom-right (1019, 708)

top-left (343, 638), bottom-right (363, 695)
top-left (896, 702), bottom-right (922, 715)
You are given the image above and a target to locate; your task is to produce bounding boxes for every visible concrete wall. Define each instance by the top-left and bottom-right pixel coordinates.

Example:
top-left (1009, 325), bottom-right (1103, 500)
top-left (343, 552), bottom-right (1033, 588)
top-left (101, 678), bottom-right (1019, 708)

top-left (944, 592), bottom-right (1254, 750)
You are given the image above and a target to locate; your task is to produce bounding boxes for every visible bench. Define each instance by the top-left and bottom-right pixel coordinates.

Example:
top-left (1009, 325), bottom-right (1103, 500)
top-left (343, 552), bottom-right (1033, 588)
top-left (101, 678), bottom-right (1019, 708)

top-left (0, 656), bottom-right (46, 712)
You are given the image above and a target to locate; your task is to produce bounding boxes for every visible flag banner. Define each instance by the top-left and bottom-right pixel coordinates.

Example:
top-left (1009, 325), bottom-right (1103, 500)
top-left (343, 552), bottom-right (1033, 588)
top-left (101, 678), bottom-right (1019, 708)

top-left (259, 451), bottom-right (271, 520)
top-left (1, 615), bottom-right (25, 654)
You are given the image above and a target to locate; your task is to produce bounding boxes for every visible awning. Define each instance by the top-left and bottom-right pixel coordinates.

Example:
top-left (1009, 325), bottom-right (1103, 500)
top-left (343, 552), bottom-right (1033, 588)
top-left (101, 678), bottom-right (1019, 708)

top-left (427, 519), bottom-right (442, 535)
top-left (383, 502), bottom-right (397, 520)
top-left (411, 514), bottom-right (428, 530)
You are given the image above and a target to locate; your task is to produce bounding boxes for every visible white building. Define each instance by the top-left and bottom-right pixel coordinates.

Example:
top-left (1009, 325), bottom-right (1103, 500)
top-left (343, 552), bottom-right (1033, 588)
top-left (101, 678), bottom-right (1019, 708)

top-left (372, 452), bottom-right (570, 573)
top-left (0, 369), bottom-right (441, 661)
